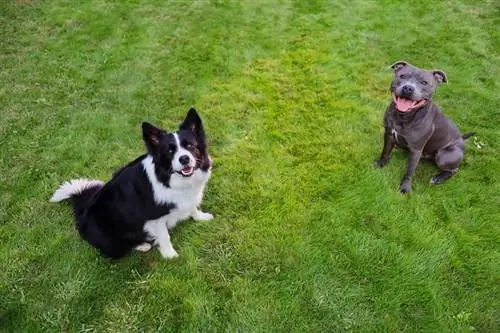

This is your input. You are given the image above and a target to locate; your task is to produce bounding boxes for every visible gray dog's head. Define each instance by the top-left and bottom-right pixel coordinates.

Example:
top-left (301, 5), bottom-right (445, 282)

top-left (389, 61), bottom-right (447, 113)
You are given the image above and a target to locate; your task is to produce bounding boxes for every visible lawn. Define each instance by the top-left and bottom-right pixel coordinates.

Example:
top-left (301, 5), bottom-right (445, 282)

top-left (1, 0), bottom-right (499, 332)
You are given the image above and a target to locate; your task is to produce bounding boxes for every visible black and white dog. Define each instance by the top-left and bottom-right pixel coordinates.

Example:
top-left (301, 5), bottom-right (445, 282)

top-left (50, 108), bottom-right (213, 260)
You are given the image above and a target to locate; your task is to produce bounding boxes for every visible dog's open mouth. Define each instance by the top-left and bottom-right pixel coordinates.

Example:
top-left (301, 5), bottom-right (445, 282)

top-left (392, 93), bottom-right (427, 112)
top-left (180, 166), bottom-right (194, 177)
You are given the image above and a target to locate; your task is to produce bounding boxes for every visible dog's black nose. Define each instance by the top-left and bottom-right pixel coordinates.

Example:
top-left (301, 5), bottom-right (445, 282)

top-left (179, 155), bottom-right (190, 165)
top-left (402, 85), bottom-right (414, 95)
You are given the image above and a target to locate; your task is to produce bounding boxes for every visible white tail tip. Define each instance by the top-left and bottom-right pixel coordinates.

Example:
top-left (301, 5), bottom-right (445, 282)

top-left (50, 178), bottom-right (104, 202)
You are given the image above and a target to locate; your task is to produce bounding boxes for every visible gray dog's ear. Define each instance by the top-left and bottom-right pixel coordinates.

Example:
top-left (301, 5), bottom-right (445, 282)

top-left (432, 70), bottom-right (448, 84)
top-left (390, 61), bottom-right (409, 72)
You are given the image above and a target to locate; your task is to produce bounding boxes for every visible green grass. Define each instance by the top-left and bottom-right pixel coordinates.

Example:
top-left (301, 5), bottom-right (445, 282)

top-left (1, 0), bottom-right (499, 332)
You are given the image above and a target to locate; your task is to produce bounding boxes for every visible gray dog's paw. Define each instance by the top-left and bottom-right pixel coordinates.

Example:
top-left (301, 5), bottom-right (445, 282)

top-left (430, 175), bottom-right (448, 185)
top-left (430, 176), bottom-right (440, 185)
top-left (399, 182), bottom-right (412, 194)
top-left (374, 159), bottom-right (387, 168)
top-left (430, 169), bottom-right (457, 185)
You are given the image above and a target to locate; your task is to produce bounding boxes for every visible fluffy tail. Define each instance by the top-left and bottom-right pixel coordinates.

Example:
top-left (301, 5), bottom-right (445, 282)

top-left (50, 178), bottom-right (104, 202)
top-left (462, 132), bottom-right (475, 140)
top-left (50, 178), bottom-right (104, 213)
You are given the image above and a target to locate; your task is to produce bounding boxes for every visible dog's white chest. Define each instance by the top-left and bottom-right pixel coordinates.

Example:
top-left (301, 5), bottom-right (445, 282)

top-left (163, 186), bottom-right (205, 228)
top-left (391, 128), bottom-right (399, 142)
top-left (390, 127), bottom-right (410, 148)
top-left (142, 156), bottom-right (211, 229)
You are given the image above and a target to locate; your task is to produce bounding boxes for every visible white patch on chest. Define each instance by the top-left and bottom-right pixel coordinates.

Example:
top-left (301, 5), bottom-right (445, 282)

top-left (142, 155), bottom-right (211, 229)
top-left (391, 128), bottom-right (399, 143)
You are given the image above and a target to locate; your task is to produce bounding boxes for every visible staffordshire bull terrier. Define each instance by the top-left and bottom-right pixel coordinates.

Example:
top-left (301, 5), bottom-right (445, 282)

top-left (374, 61), bottom-right (473, 194)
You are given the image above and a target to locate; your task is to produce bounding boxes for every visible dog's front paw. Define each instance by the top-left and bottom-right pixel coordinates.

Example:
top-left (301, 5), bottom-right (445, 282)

top-left (399, 181), bottom-right (412, 194)
top-left (191, 209), bottom-right (214, 221)
top-left (193, 211), bottom-right (214, 221)
top-left (159, 247), bottom-right (179, 259)
top-left (374, 159), bottom-right (388, 168)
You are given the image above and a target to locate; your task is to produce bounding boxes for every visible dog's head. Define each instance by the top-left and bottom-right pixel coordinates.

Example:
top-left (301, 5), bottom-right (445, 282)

top-left (389, 61), bottom-right (447, 113)
top-left (142, 108), bottom-right (211, 183)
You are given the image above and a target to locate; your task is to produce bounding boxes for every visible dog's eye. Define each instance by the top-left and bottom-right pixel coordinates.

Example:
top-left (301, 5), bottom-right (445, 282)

top-left (167, 144), bottom-right (176, 154)
top-left (399, 74), bottom-right (406, 79)
top-left (185, 142), bottom-right (197, 149)
top-left (421, 80), bottom-right (428, 85)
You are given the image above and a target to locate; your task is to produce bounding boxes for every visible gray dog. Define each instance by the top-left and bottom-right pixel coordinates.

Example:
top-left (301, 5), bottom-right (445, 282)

top-left (374, 61), bottom-right (474, 194)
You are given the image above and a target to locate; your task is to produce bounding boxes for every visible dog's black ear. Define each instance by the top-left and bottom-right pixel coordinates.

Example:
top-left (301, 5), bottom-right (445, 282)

top-left (142, 122), bottom-right (165, 152)
top-left (432, 70), bottom-right (447, 84)
top-left (390, 61), bottom-right (409, 72)
top-left (179, 107), bottom-right (205, 139)
top-left (180, 108), bottom-right (209, 166)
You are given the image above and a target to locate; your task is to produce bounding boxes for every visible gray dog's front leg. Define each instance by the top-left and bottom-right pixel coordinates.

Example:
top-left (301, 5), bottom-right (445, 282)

top-left (374, 128), bottom-right (395, 168)
top-left (400, 150), bottom-right (422, 194)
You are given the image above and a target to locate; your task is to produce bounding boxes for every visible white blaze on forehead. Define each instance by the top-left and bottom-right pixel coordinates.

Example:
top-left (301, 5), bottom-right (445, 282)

top-left (172, 133), bottom-right (195, 170)
top-left (173, 133), bottom-right (190, 155)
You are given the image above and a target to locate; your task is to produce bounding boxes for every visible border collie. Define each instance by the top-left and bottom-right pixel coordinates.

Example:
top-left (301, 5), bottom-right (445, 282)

top-left (50, 108), bottom-right (213, 259)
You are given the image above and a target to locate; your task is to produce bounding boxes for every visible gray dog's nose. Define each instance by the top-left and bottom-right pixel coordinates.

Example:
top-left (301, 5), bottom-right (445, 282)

top-left (179, 155), bottom-right (190, 165)
top-left (402, 85), bottom-right (414, 95)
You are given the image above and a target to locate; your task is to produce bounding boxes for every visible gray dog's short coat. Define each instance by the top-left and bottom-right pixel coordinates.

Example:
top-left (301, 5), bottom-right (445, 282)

top-left (375, 61), bottom-right (473, 194)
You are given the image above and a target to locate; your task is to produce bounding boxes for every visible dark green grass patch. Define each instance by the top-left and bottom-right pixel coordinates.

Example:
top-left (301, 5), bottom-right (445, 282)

top-left (1, 0), bottom-right (499, 332)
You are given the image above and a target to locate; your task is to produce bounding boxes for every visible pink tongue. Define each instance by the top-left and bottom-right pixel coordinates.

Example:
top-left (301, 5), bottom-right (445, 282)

top-left (396, 98), bottom-right (415, 112)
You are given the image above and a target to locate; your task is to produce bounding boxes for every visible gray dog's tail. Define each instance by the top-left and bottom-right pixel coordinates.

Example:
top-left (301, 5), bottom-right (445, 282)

top-left (462, 132), bottom-right (475, 140)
